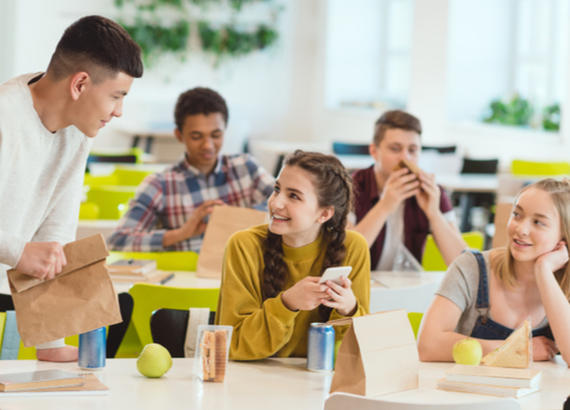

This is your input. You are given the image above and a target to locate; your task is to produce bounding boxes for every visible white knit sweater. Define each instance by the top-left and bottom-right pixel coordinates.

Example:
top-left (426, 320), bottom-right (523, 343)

top-left (0, 73), bottom-right (91, 275)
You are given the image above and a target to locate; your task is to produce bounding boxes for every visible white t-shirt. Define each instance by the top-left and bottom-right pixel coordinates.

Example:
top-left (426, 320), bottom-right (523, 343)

top-left (375, 202), bottom-right (457, 271)
top-left (0, 73), bottom-right (91, 275)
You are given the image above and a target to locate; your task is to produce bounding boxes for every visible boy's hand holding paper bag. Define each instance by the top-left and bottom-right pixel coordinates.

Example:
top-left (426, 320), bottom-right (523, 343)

top-left (7, 234), bottom-right (121, 347)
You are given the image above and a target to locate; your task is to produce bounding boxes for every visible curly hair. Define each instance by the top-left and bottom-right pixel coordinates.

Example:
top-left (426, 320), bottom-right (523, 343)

top-left (261, 150), bottom-right (353, 318)
top-left (174, 87), bottom-right (229, 131)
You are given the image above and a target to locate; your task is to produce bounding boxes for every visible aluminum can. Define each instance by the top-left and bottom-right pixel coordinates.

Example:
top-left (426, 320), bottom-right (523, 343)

top-left (78, 327), bottom-right (106, 370)
top-left (307, 322), bottom-right (335, 372)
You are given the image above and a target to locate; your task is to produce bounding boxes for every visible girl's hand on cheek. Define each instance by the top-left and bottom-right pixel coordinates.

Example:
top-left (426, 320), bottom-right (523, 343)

top-left (532, 336), bottom-right (559, 361)
top-left (536, 241), bottom-right (569, 274)
top-left (321, 277), bottom-right (357, 316)
top-left (281, 277), bottom-right (327, 312)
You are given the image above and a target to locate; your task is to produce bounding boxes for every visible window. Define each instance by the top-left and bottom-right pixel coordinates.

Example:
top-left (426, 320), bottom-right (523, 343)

top-left (324, 0), bottom-right (413, 110)
top-left (446, 0), bottom-right (568, 130)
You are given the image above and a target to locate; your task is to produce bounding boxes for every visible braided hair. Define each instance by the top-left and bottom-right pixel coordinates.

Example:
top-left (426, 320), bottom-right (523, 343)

top-left (261, 150), bottom-right (354, 315)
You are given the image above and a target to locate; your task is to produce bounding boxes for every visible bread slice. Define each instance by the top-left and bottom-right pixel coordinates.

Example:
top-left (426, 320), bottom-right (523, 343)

top-left (393, 159), bottom-right (421, 177)
top-left (214, 330), bottom-right (228, 382)
top-left (481, 320), bottom-right (531, 368)
top-left (200, 331), bottom-right (216, 381)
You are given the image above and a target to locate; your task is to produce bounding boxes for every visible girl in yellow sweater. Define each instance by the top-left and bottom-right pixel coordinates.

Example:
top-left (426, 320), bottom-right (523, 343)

top-left (217, 150), bottom-right (370, 360)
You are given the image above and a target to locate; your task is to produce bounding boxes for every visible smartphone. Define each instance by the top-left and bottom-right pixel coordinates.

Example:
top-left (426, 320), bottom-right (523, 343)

top-left (318, 266), bottom-right (352, 285)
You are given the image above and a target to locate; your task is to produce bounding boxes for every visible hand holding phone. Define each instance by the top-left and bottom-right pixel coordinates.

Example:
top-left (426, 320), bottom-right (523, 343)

top-left (318, 266), bottom-right (352, 285)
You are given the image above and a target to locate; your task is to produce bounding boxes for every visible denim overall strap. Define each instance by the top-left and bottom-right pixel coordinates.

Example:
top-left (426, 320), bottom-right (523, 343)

top-left (469, 250), bottom-right (554, 340)
top-left (472, 250), bottom-right (490, 314)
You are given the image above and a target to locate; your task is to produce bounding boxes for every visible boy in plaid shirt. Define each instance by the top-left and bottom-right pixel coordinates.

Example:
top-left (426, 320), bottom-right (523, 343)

top-left (108, 88), bottom-right (274, 252)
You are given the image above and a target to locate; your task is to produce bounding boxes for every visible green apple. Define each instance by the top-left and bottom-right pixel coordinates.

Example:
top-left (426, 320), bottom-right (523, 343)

top-left (452, 338), bottom-right (483, 365)
top-left (137, 343), bottom-right (173, 378)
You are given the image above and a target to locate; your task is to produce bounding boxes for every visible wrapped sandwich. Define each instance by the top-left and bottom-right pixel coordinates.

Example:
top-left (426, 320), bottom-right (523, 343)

top-left (198, 327), bottom-right (231, 382)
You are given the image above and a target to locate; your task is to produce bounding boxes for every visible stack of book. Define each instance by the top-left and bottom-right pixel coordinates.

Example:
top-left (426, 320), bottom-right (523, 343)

top-left (107, 259), bottom-right (173, 284)
top-left (0, 369), bottom-right (108, 395)
top-left (439, 320), bottom-right (540, 398)
top-left (437, 364), bottom-right (541, 398)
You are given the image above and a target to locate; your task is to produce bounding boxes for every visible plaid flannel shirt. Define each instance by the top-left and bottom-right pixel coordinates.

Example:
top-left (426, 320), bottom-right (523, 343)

top-left (108, 153), bottom-right (274, 252)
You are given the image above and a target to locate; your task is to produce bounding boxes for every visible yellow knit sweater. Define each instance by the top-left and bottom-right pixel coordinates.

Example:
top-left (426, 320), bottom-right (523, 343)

top-left (216, 224), bottom-right (370, 360)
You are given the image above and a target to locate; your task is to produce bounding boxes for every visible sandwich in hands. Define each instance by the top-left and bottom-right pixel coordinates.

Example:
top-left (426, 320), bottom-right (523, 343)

top-left (393, 158), bottom-right (421, 177)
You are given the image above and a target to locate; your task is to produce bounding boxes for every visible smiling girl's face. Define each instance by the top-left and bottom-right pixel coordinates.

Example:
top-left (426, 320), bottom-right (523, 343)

top-left (507, 187), bottom-right (562, 263)
top-left (267, 165), bottom-right (333, 248)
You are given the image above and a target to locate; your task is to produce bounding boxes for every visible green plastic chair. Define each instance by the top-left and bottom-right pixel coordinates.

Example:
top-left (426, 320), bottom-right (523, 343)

top-left (83, 172), bottom-right (120, 187)
top-left (108, 251), bottom-right (199, 272)
top-left (113, 167), bottom-right (154, 186)
top-left (85, 185), bottom-right (137, 219)
top-left (125, 284), bottom-right (219, 356)
top-left (407, 312), bottom-right (423, 339)
top-left (79, 202), bottom-right (100, 220)
top-left (421, 231), bottom-right (484, 271)
top-left (511, 159), bottom-right (570, 177)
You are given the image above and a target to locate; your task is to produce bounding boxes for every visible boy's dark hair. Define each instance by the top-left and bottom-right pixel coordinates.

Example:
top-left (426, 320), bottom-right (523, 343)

top-left (174, 87), bottom-right (229, 131)
top-left (47, 15), bottom-right (143, 83)
top-left (373, 110), bottom-right (422, 146)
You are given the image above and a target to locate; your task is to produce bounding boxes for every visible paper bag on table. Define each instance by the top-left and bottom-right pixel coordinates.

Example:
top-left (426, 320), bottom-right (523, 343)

top-left (196, 206), bottom-right (267, 279)
top-left (329, 309), bottom-right (419, 397)
top-left (7, 234), bottom-right (121, 347)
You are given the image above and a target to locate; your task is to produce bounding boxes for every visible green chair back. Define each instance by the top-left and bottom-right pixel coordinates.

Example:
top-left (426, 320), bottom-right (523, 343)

top-left (86, 186), bottom-right (137, 219)
top-left (113, 167), bottom-right (154, 186)
top-left (511, 159), bottom-right (570, 177)
top-left (83, 173), bottom-right (120, 187)
top-left (422, 231), bottom-right (484, 271)
top-left (127, 284), bottom-right (219, 354)
top-left (79, 202), bottom-right (100, 220)
top-left (108, 251), bottom-right (199, 271)
top-left (407, 312), bottom-right (423, 339)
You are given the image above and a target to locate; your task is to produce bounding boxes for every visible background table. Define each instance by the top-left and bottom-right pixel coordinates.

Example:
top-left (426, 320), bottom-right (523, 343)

top-left (370, 271), bottom-right (444, 313)
top-left (109, 270), bottom-right (445, 314)
top-left (0, 357), bottom-right (567, 410)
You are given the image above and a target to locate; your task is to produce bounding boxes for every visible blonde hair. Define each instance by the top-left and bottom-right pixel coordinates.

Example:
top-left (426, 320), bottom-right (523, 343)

top-left (492, 178), bottom-right (570, 300)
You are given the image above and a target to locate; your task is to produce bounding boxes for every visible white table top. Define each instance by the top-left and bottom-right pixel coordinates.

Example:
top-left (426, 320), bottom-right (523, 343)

top-left (370, 271), bottom-right (444, 314)
top-left (0, 357), bottom-right (567, 410)
top-left (437, 173), bottom-right (498, 193)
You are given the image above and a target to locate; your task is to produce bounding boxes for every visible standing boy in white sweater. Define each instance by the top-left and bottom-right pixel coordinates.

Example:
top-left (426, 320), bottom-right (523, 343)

top-left (0, 15), bottom-right (143, 361)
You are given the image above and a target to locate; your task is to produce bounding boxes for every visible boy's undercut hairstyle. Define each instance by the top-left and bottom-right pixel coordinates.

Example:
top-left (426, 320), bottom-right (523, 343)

top-left (174, 87), bottom-right (229, 131)
top-left (373, 109), bottom-right (422, 146)
top-left (47, 15), bottom-right (143, 83)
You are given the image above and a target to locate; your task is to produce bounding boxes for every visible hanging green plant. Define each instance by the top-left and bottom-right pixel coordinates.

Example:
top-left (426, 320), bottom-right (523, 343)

top-left (120, 18), bottom-right (190, 65)
top-left (198, 21), bottom-right (278, 59)
top-left (114, 0), bottom-right (281, 67)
